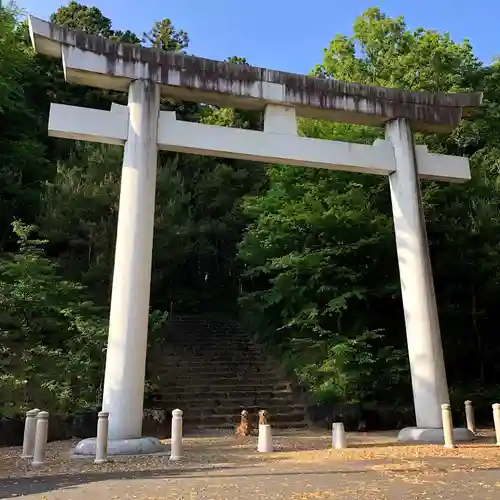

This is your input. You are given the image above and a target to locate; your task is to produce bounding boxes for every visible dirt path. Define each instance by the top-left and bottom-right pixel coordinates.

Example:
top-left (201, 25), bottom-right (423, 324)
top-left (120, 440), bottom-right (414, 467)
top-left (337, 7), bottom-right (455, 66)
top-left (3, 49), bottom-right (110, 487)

top-left (1, 430), bottom-right (500, 499)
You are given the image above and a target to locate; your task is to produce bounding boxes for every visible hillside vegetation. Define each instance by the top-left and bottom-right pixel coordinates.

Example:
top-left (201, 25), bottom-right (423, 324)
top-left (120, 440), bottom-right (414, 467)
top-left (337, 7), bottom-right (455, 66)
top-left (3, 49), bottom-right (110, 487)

top-left (1, 2), bottom-right (500, 419)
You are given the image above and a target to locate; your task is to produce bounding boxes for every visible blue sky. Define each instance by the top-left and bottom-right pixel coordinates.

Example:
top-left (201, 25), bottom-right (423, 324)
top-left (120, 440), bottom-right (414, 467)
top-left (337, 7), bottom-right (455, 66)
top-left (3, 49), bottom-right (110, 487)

top-left (19, 0), bottom-right (499, 74)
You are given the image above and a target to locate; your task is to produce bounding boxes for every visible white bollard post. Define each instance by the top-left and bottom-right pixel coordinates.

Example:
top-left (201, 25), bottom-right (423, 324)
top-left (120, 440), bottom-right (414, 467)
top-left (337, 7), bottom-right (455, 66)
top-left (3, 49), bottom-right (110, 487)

top-left (441, 404), bottom-right (455, 449)
top-left (257, 410), bottom-right (273, 453)
top-left (21, 408), bottom-right (40, 459)
top-left (332, 422), bottom-right (347, 449)
top-left (257, 425), bottom-right (273, 453)
top-left (492, 403), bottom-right (500, 445)
top-left (32, 411), bottom-right (49, 466)
top-left (464, 400), bottom-right (476, 434)
top-left (170, 409), bottom-right (183, 461)
top-left (94, 411), bottom-right (109, 464)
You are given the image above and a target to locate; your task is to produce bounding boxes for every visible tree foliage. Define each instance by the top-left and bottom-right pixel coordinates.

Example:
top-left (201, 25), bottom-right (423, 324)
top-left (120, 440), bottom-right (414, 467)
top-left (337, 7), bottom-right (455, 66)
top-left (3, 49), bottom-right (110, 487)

top-left (50, 1), bottom-right (112, 36)
top-left (0, 221), bottom-right (108, 416)
top-left (2, 2), bottom-right (500, 419)
top-left (239, 7), bottom-right (500, 406)
top-left (143, 19), bottom-right (189, 52)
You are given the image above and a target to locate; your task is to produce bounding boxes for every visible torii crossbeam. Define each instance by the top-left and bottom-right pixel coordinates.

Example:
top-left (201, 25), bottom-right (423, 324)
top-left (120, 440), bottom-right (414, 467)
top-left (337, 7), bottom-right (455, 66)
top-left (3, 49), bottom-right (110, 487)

top-left (29, 15), bottom-right (482, 452)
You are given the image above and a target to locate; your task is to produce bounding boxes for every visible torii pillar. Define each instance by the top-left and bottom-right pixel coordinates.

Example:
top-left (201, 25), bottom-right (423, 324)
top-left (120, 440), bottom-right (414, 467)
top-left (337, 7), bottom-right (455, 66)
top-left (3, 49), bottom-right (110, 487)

top-left (101, 80), bottom-right (160, 441)
top-left (28, 15), bottom-right (482, 452)
top-left (386, 118), bottom-right (452, 442)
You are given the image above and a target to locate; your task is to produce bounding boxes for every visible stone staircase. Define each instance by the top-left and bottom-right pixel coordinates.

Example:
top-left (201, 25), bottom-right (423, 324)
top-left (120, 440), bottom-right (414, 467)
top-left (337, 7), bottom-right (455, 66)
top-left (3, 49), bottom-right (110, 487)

top-left (146, 316), bottom-right (309, 433)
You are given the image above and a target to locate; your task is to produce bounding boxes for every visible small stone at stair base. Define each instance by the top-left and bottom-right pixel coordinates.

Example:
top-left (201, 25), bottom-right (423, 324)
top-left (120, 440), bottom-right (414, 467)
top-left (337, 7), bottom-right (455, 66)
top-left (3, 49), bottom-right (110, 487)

top-left (235, 410), bottom-right (253, 436)
top-left (397, 426), bottom-right (475, 443)
top-left (74, 436), bottom-right (166, 456)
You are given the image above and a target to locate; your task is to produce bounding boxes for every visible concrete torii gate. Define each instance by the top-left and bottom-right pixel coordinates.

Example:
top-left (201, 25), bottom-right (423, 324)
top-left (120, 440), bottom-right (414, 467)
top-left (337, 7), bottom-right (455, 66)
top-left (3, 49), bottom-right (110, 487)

top-left (29, 16), bottom-right (482, 453)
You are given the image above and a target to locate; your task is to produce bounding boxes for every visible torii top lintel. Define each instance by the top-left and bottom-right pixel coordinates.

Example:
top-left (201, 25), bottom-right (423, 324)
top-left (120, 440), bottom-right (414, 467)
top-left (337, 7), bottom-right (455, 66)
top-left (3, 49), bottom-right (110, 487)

top-left (29, 16), bottom-right (482, 133)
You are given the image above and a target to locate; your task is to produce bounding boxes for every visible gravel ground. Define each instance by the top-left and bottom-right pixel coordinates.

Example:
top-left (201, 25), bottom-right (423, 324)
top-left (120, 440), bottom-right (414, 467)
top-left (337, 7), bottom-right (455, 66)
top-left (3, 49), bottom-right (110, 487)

top-left (1, 429), bottom-right (500, 499)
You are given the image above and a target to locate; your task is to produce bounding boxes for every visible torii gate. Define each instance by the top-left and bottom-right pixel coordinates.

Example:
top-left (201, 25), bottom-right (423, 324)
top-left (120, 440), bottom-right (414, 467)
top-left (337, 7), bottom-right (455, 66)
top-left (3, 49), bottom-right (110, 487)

top-left (29, 16), bottom-right (482, 453)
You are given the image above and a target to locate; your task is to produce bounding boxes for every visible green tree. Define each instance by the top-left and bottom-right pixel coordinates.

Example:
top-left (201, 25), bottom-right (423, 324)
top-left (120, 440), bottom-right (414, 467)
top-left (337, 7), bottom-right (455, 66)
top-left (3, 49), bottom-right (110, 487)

top-left (239, 7), bottom-right (498, 408)
top-left (111, 29), bottom-right (141, 44)
top-left (226, 56), bottom-right (249, 65)
top-left (143, 19), bottom-right (189, 52)
top-left (50, 0), bottom-right (112, 36)
top-left (0, 221), bottom-right (108, 416)
top-left (0, 7), bottom-right (48, 249)
top-left (314, 7), bottom-right (480, 93)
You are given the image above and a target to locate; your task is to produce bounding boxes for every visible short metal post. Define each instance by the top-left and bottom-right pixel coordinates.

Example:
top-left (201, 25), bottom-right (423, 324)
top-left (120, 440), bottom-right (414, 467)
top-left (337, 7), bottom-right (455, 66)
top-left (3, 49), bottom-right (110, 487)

top-left (32, 411), bottom-right (49, 466)
top-left (441, 404), bottom-right (455, 448)
top-left (170, 409), bottom-right (183, 461)
top-left (464, 400), bottom-right (476, 434)
top-left (95, 411), bottom-right (109, 464)
top-left (21, 408), bottom-right (40, 459)
top-left (493, 403), bottom-right (500, 445)
top-left (332, 422), bottom-right (347, 449)
top-left (257, 409), bottom-right (273, 453)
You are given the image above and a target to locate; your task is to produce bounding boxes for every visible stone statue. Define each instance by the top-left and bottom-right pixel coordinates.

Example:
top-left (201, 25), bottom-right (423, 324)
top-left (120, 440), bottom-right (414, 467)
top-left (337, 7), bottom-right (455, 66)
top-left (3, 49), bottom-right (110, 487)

top-left (235, 409), bottom-right (253, 436)
top-left (258, 409), bottom-right (269, 425)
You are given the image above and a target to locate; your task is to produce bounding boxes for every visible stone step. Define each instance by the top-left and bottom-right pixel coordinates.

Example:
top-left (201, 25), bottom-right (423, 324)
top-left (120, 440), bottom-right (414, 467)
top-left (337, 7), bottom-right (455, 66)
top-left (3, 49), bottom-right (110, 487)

top-left (152, 367), bottom-right (278, 375)
top-left (160, 382), bottom-right (292, 392)
top-left (182, 421), bottom-right (308, 433)
top-left (156, 404), bottom-right (306, 416)
top-left (152, 395), bottom-right (298, 407)
top-left (151, 360), bottom-right (273, 367)
top-left (164, 338), bottom-right (247, 341)
top-left (163, 332), bottom-right (249, 338)
top-left (161, 336), bottom-right (259, 352)
top-left (150, 368), bottom-right (279, 376)
top-left (154, 400), bottom-right (300, 411)
top-left (156, 378), bottom-right (284, 386)
top-left (154, 376), bottom-right (285, 386)
top-left (162, 336), bottom-right (250, 341)
top-left (151, 389), bottom-right (294, 400)
top-left (162, 333), bottom-right (252, 339)
top-left (182, 411), bottom-right (307, 427)
top-left (164, 324), bottom-right (245, 330)
top-left (166, 322), bottom-right (244, 325)
top-left (149, 316), bottom-right (308, 433)
top-left (157, 353), bottom-right (262, 360)
top-left (151, 359), bottom-right (276, 365)
top-left (150, 375), bottom-right (282, 384)
top-left (152, 361), bottom-right (272, 369)
top-left (165, 354), bottom-right (262, 361)
top-left (152, 360), bottom-right (271, 368)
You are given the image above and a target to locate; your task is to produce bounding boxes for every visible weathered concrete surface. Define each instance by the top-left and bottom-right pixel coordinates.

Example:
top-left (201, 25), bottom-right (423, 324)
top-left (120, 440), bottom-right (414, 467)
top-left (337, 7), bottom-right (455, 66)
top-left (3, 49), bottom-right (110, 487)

top-left (48, 102), bottom-right (472, 181)
top-left (29, 16), bottom-right (482, 133)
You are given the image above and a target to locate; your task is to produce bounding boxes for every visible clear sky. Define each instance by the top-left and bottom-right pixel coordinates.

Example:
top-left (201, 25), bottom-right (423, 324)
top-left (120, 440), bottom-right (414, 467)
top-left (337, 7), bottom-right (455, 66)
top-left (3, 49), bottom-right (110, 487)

top-left (19, 0), bottom-right (499, 74)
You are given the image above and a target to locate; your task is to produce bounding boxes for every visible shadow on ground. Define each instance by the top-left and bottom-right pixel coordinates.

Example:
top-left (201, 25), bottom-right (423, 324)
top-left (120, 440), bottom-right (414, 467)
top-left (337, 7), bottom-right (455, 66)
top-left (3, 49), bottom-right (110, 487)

top-left (1, 430), bottom-right (500, 498)
top-left (0, 464), bottom-right (446, 498)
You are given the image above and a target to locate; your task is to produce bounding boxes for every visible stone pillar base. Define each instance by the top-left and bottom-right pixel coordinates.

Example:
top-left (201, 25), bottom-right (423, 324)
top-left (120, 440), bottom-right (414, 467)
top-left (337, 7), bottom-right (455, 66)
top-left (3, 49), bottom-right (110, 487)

top-left (397, 426), bottom-right (475, 443)
top-left (73, 436), bottom-right (166, 457)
